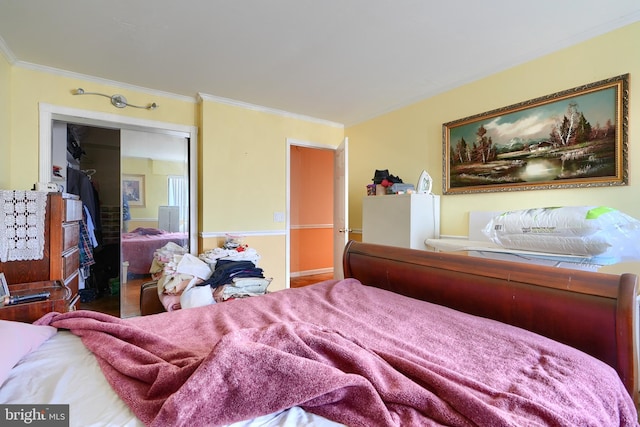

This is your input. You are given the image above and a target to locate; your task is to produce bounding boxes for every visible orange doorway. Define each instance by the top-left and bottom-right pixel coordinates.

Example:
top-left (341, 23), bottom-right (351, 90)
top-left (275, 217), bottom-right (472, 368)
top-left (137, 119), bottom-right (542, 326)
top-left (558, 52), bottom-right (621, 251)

top-left (289, 145), bottom-right (334, 281)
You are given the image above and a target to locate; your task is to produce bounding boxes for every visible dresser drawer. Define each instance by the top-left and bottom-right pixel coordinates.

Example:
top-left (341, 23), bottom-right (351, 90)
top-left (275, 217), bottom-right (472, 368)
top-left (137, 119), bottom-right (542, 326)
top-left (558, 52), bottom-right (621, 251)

top-left (65, 271), bottom-right (79, 297)
top-left (64, 198), bottom-right (83, 222)
top-left (62, 222), bottom-right (80, 252)
top-left (62, 248), bottom-right (80, 280)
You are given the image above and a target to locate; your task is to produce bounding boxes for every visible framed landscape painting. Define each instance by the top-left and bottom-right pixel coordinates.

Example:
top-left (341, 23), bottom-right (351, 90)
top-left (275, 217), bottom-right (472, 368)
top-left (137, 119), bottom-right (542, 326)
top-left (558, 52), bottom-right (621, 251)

top-left (442, 74), bottom-right (628, 194)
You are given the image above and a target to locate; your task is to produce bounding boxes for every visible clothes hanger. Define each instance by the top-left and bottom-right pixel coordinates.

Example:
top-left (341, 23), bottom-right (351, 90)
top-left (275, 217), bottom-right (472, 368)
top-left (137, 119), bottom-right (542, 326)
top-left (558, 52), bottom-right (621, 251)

top-left (82, 169), bottom-right (96, 180)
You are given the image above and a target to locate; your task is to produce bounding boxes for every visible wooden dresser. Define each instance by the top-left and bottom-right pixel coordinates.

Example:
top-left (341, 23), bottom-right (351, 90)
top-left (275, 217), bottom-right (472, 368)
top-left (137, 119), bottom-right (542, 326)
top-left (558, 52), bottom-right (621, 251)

top-left (0, 280), bottom-right (72, 323)
top-left (0, 192), bottom-right (81, 322)
top-left (49, 192), bottom-right (83, 297)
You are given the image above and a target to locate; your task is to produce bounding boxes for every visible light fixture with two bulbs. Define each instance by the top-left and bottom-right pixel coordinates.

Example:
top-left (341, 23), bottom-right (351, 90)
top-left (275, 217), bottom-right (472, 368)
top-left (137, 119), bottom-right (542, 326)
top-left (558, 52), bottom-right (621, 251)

top-left (72, 88), bottom-right (158, 110)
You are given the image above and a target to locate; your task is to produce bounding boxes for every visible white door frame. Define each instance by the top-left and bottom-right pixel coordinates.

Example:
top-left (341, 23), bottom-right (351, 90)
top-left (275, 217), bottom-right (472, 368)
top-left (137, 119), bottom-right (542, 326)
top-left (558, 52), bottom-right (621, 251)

top-left (332, 137), bottom-right (348, 280)
top-left (285, 138), bottom-right (342, 287)
top-left (38, 103), bottom-right (199, 254)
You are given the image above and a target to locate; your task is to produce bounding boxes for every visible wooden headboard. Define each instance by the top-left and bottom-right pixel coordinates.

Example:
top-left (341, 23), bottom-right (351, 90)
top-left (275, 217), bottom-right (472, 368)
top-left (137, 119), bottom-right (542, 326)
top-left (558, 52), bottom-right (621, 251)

top-left (343, 240), bottom-right (639, 404)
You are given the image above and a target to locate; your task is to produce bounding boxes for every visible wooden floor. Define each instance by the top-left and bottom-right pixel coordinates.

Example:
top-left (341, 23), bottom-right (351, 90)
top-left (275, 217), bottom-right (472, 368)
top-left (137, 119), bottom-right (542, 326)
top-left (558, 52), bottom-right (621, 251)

top-left (79, 272), bottom-right (334, 317)
top-left (290, 272), bottom-right (334, 288)
top-left (78, 276), bottom-right (146, 318)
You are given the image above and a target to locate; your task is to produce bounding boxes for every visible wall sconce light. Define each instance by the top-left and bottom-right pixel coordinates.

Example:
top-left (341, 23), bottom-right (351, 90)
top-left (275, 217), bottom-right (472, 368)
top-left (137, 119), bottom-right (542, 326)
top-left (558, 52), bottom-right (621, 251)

top-left (72, 88), bottom-right (158, 110)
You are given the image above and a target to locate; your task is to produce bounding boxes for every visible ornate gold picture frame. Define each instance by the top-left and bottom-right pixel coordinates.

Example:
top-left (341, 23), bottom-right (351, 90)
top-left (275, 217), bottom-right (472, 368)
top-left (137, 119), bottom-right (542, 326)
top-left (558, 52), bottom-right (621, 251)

top-left (443, 74), bottom-right (629, 194)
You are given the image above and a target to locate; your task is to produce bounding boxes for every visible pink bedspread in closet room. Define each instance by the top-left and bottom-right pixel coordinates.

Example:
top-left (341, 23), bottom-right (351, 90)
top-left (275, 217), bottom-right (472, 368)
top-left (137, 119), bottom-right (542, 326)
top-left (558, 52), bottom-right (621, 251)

top-left (121, 228), bottom-right (188, 275)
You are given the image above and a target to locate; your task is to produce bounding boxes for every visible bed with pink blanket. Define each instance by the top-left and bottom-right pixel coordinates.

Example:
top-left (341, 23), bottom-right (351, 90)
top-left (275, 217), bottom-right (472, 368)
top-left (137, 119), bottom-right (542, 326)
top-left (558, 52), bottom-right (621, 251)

top-left (1, 241), bottom-right (638, 426)
top-left (122, 227), bottom-right (188, 275)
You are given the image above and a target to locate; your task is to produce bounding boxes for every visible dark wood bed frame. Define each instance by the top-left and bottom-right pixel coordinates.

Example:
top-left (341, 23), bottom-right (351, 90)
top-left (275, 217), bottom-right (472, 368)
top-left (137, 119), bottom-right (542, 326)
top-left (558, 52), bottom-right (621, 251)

top-left (343, 240), bottom-right (639, 405)
top-left (141, 240), bottom-right (639, 404)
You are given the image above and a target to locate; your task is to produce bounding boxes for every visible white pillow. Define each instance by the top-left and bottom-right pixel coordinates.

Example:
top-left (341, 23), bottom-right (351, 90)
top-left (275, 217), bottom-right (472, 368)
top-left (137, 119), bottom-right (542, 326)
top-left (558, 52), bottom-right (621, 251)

top-left (491, 234), bottom-right (611, 256)
top-left (485, 206), bottom-right (636, 237)
top-left (483, 206), bottom-right (640, 258)
top-left (0, 320), bottom-right (56, 385)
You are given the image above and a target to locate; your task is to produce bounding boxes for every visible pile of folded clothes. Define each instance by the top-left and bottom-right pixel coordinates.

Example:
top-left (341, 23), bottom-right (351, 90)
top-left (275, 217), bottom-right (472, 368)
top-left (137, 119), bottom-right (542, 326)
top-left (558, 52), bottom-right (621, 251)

top-left (213, 276), bottom-right (272, 302)
top-left (199, 246), bottom-right (261, 266)
top-left (199, 247), bottom-right (271, 302)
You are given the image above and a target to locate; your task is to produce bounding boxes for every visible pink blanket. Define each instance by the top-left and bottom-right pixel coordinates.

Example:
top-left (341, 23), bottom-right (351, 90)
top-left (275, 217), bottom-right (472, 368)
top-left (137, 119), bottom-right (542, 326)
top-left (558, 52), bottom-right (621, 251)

top-left (37, 279), bottom-right (637, 426)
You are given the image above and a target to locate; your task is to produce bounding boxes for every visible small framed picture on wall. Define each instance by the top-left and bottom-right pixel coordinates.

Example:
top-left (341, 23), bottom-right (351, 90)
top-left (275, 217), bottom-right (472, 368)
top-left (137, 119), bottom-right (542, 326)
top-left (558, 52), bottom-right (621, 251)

top-left (123, 174), bottom-right (146, 207)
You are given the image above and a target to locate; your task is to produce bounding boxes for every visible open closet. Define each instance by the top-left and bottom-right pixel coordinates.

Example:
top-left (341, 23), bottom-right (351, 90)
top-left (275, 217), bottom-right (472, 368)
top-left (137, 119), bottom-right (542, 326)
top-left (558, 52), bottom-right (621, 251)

top-left (53, 122), bottom-right (122, 314)
top-left (49, 119), bottom-right (194, 318)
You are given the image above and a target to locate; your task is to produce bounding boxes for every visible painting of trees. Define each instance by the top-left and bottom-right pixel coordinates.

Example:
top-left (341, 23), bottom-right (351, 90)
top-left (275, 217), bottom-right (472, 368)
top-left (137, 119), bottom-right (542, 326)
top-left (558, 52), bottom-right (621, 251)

top-left (443, 74), bottom-right (628, 194)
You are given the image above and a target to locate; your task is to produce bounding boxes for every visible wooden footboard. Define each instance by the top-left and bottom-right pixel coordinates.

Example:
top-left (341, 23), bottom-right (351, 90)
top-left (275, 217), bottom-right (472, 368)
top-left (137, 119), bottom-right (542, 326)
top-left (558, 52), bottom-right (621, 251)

top-left (343, 240), bottom-right (639, 404)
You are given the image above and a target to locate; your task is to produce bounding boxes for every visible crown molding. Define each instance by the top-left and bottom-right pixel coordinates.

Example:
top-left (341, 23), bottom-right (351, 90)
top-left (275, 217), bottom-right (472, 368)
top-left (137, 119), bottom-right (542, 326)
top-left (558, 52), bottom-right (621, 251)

top-left (3, 49), bottom-right (343, 127)
top-left (0, 35), bottom-right (16, 64)
top-left (198, 92), bottom-right (344, 129)
top-left (15, 60), bottom-right (197, 104)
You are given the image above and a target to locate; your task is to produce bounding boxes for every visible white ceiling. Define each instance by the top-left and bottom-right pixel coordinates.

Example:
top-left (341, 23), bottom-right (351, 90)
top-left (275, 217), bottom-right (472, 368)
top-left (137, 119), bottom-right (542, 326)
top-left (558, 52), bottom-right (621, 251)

top-left (1, 1), bottom-right (639, 126)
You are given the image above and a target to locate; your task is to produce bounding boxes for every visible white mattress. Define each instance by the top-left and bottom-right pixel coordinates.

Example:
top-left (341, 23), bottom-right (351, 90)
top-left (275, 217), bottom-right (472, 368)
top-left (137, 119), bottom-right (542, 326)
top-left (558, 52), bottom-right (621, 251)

top-left (0, 331), bottom-right (343, 427)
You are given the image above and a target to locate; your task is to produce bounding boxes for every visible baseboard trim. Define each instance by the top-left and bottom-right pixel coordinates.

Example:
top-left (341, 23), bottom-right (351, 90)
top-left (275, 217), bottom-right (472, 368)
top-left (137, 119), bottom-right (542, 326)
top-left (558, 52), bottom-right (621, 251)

top-left (290, 267), bottom-right (333, 278)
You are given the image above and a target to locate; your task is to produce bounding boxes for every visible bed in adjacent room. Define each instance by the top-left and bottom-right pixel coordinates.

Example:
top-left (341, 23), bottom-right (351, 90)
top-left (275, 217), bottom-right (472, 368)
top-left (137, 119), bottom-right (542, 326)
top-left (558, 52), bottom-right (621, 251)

top-left (1, 241), bottom-right (637, 426)
top-left (121, 227), bottom-right (189, 275)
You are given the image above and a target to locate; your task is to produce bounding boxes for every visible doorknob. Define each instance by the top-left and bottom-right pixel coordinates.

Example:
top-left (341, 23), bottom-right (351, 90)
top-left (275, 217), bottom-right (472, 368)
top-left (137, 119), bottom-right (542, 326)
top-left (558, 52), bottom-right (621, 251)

top-left (338, 228), bottom-right (352, 233)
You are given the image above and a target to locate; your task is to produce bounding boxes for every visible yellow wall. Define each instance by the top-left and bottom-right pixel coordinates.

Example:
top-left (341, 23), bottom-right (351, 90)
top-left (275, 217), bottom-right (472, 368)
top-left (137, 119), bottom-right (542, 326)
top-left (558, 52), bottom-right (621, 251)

top-left (198, 99), bottom-right (343, 233)
top-left (346, 21), bottom-right (640, 237)
top-left (0, 52), bottom-right (11, 187)
top-left (8, 68), bottom-right (196, 190)
top-left (198, 99), bottom-right (343, 289)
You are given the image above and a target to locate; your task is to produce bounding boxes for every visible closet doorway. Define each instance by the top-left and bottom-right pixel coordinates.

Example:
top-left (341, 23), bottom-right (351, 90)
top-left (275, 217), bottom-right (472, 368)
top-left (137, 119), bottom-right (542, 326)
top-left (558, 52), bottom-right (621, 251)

top-left (39, 103), bottom-right (197, 318)
top-left (62, 123), bottom-right (122, 315)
